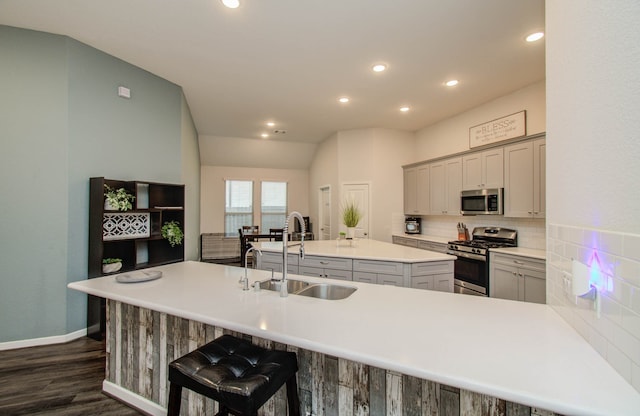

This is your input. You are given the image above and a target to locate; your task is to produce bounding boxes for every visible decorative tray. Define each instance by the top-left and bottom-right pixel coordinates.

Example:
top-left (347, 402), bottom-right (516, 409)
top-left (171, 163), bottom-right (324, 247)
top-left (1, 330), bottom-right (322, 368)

top-left (116, 270), bottom-right (163, 283)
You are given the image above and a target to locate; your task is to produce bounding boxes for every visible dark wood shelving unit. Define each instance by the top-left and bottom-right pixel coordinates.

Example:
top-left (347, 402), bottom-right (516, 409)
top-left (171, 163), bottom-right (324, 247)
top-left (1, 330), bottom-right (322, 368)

top-left (87, 177), bottom-right (185, 340)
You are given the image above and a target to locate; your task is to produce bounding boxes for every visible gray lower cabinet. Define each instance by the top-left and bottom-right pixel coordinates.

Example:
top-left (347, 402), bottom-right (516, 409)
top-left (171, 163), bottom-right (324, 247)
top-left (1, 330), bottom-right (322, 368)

top-left (352, 259), bottom-right (408, 287)
top-left (298, 256), bottom-right (353, 281)
top-left (256, 252), bottom-right (299, 274)
top-left (489, 252), bottom-right (546, 304)
top-left (256, 251), bottom-right (454, 292)
top-left (392, 235), bottom-right (418, 247)
top-left (411, 261), bottom-right (454, 292)
top-left (417, 240), bottom-right (448, 254)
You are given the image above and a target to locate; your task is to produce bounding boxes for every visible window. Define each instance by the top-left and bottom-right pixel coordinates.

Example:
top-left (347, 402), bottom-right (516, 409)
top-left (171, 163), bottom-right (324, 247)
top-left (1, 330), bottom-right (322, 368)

top-left (225, 180), bottom-right (253, 234)
top-left (261, 181), bottom-right (287, 231)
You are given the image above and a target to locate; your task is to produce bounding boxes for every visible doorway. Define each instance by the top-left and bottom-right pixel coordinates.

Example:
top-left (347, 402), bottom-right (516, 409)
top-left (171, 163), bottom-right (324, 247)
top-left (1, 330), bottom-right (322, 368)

top-left (319, 186), bottom-right (331, 240)
top-left (342, 183), bottom-right (370, 239)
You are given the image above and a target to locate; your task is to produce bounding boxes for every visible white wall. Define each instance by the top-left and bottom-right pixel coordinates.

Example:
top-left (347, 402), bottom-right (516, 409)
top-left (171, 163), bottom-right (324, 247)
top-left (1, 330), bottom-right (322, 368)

top-left (199, 135), bottom-right (317, 170)
top-left (200, 165), bottom-right (309, 234)
top-left (546, 0), bottom-right (640, 393)
top-left (415, 80), bottom-right (546, 161)
top-left (308, 129), bottom-right (414, 242)
top-left (309, 133), bottom-right (339, 239)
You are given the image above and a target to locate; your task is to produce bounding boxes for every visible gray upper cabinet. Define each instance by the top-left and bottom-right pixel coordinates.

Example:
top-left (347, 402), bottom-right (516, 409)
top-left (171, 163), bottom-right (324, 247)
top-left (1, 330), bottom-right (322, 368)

top-left (404, 163), bottom-right (429, 215)
top-left (430, 157), bottom-right (462, 215)
top-left (462, 148), bottom-right (504, 190)
top-left (504, 138), bottom-right (546, 218)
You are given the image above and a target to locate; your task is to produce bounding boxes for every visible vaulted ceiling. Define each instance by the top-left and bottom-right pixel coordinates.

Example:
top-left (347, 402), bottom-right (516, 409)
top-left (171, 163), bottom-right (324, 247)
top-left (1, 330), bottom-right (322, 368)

top-left (0, 0), bottom-right (545, 168)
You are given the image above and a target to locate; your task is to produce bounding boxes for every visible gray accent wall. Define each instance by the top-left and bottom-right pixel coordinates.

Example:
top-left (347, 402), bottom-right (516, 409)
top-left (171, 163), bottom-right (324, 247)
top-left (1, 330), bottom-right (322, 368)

top-left (0, 25), bottom-right (200, 343)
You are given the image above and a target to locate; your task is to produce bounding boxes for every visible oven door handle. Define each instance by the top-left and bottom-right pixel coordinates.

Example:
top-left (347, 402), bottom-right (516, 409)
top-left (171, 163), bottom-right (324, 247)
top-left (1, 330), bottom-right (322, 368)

top-left (447, 250), bottom-right (486, 261)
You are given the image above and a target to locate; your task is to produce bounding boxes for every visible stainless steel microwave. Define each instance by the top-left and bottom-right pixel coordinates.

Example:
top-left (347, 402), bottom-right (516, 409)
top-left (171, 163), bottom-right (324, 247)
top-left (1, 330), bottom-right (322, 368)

top-left (460, 188), bottom-right (503, 215)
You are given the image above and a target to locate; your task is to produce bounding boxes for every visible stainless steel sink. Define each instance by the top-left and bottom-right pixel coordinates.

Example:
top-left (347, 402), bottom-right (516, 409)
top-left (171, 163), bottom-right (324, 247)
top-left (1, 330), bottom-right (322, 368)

top-left (256, 279), bottom-right (357, 300)
top-left (258, 278), bottom-right (310, 293)
top-left (295, 283), bottom-right (357, 300)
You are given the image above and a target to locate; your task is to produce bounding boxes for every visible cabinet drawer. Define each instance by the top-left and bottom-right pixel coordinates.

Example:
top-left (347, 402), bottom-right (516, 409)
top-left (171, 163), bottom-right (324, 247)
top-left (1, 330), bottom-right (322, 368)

top-left (260, 252), bottom-right (298, 266)
top-left (300, 256), bottom-right (352, 270)
top-left (353, 259), bottom-right (404, 276)
top-left (300, 266), bottom-right (352, 281)
top-left (411, 261), bottom-right (454, 276)
top-left (490, 253), bottom-right (544, 272)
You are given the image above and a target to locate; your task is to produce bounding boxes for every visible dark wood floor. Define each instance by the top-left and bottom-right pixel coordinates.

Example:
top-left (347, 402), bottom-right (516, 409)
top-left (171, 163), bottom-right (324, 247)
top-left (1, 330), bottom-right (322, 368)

top-left (0, 337), bottom-right (142, 415)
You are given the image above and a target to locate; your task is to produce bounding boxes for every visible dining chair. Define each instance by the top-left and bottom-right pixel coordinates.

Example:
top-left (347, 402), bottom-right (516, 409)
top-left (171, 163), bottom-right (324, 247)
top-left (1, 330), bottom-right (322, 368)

top-left (269, 228), bottom-right (284, 241)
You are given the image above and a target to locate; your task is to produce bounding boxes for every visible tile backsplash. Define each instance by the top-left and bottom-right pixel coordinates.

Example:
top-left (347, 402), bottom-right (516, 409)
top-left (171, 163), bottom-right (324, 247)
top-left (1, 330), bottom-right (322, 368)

top-left (547, 223), bottom-right (640, 393)
top-left (392, 214), bottom-right (546, 250)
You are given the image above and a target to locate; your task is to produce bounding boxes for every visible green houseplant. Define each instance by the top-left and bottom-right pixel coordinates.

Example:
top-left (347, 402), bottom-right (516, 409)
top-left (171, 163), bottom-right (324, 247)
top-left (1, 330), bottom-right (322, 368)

top-left (102, 257), bottom-right (122, 273)
top-left (161, 221), bottom-right (184, 247)
top-left (104, 184), bottom-right (135, 211)
top-left (341, 200), bottom-right (362, 239)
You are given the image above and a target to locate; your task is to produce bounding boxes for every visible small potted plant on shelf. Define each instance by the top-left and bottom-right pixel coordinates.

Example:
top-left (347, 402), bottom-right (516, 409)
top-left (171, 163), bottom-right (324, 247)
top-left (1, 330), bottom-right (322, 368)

top-left (102, 258), bottom-right (123, 274)
top-left (161, 221), bottom-right (184, 247)
top-left (341, 200), bottom-right (362, 239)
top-left (104, 184), bottom-right (135, 211)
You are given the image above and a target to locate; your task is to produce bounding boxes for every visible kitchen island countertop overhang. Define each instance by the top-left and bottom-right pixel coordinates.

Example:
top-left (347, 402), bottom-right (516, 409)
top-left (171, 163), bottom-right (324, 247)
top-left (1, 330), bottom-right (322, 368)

top-left (68, 261), bottom-right (640, 416)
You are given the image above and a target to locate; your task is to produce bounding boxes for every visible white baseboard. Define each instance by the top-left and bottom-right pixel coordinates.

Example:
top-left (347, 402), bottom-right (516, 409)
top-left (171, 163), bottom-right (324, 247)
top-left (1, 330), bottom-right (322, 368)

top-left (0, 328), bottom-right (87, 351)
top-left (103, 380), bottom-right (166, 416)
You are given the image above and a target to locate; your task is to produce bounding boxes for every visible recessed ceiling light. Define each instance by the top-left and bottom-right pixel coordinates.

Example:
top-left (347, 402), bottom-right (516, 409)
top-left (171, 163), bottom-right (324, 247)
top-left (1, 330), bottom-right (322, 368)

top-left (372, 63), bottom-right (387, 73)
top-left (266, 122), bottom-right (275, 127)
top-left (526, 32), bottom-right (544, 42)
top-left (338, 97), bottom-right (350, 103)
top-left (222, 0), bottom-right (240, 9)
top-left (400, 106), bottom-right (410, 112)
top-left (445, 79), bottom-right (459, 87)
top-left (261, 133), bottom-right (269, 138)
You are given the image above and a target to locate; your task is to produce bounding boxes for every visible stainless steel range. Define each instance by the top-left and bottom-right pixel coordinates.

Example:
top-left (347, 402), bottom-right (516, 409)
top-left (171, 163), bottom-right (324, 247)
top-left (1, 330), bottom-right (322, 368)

top-left (447, 227), bottom-right (517, 296)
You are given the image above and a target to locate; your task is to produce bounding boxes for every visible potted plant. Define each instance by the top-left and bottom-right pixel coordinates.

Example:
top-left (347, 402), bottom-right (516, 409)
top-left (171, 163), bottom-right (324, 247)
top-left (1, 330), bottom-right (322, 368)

top-left (161, 220), bottom-right (184, 247)
top-left (341, 200), bottom-right (362, 239)
top-left (104, 184), bottom-right (135, 211)
top-left (102, 258), bottom-right (122, 274)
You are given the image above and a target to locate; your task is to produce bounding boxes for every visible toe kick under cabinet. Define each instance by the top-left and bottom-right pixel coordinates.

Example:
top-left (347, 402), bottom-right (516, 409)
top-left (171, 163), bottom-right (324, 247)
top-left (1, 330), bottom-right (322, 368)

top-left (489, 252), bottom-right (546, 304)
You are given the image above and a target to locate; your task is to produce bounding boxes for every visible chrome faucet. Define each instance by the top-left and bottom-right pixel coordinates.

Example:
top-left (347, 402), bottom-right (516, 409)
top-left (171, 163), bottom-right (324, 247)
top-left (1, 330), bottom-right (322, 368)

top-left (240, 246), bottom-right (262, 291)
top-left (280, 211), bottom-right (306, 297)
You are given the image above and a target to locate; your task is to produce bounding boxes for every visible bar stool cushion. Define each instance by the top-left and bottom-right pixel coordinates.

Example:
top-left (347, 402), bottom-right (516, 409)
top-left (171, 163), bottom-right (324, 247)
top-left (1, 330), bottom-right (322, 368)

top-left (169, 335), bottom-right (298, 415)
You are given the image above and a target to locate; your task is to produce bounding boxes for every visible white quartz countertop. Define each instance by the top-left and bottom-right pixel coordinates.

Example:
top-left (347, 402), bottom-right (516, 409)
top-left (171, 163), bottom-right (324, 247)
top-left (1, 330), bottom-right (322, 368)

top-left (253, 238), bottom-right (455, 262)
top-left (68, 261), bottom-right (640, 416)
top-left (490, 246), bottom-right (547, 260)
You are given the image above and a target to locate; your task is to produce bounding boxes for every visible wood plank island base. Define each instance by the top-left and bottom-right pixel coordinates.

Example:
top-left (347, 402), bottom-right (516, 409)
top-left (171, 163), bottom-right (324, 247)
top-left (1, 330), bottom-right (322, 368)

top-left (68, 261), bottom-right (640, 416)
top-left (105, 300), bottom-right (553, 416)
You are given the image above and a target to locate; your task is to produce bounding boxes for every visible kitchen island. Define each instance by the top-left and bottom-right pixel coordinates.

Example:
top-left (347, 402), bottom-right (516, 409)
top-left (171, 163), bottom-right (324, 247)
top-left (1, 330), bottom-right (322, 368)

top-left (68, 261), bottom-right (640, 415)
top-left (253, 238), bottom-right (456, 291)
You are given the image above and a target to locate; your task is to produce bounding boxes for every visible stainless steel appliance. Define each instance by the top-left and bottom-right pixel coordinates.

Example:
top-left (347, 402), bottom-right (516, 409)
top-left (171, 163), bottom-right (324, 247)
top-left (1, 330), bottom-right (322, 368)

top-left (460, 188), bottom-right (503, 215)
top-left (447, 227), bottom-right (517, 296)
top-left (404, 217), bottom-right (421, 234)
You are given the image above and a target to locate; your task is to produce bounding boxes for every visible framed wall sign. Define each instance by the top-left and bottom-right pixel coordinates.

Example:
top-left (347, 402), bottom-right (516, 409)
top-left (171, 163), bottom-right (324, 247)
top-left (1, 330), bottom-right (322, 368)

top-left (469, 110), bottom-right (526, 148)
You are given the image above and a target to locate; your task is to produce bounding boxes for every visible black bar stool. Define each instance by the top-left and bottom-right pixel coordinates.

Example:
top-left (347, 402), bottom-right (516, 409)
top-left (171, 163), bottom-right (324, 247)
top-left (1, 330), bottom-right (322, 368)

top-left (167, 335), bottom-right (300, 416)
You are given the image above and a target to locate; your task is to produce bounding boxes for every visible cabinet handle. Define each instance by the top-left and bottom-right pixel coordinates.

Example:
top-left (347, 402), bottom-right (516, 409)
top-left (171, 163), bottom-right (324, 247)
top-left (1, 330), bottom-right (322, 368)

top-left (518, 273), bottom-right (524, 277)
top-left (320, 261), bottom-right (329, 265)
top-left (512, 271), bottom-right (517, 276)
top-left (528, 211), bottom-right (533, 214)
top-left (513, 260), bottom-right (525, 265)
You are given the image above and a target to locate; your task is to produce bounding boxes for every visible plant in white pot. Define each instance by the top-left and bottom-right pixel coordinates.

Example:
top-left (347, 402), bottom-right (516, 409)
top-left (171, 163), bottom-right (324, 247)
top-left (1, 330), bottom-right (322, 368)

top-left (102, 258), bottom-right (122, 274)
top-left (104, 184), bottom-right (135, 211)
top-left (341, 200), bottom-right (362, 239)
top-left (161, 221), bottom-right (184, 247)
